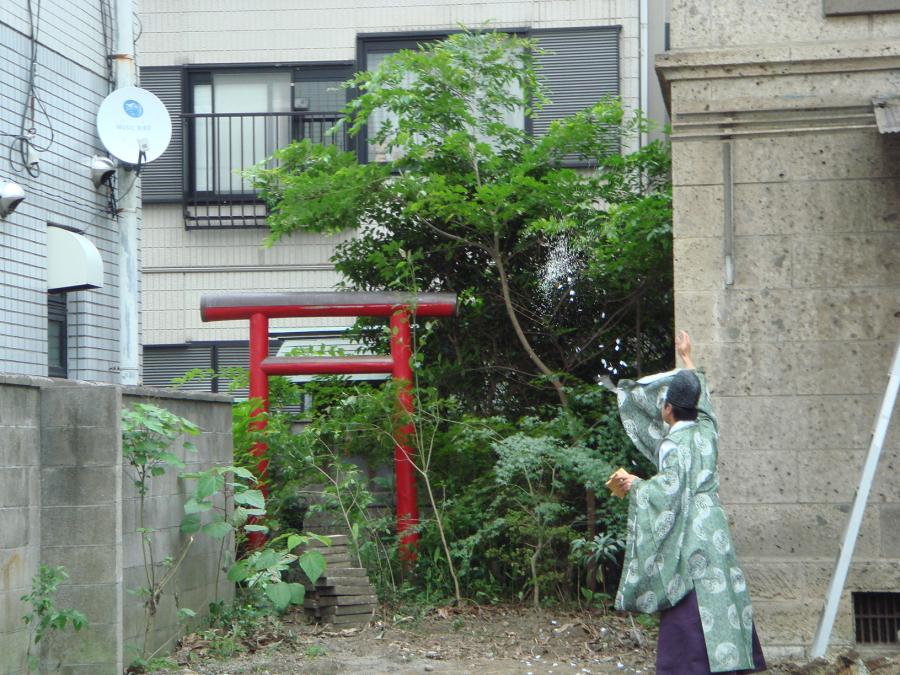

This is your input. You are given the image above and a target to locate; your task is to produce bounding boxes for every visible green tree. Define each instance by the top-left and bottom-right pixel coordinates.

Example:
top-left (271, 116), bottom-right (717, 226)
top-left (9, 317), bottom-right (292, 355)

top-left (250, 28), bottom-right (672, 416)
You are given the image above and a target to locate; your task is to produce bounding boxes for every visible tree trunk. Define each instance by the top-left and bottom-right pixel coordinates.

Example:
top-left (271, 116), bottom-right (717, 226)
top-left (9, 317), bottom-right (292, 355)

top-left (585, 489), bottom-right (597, 592)
top-left (493, 250), bottom-right (568, 408)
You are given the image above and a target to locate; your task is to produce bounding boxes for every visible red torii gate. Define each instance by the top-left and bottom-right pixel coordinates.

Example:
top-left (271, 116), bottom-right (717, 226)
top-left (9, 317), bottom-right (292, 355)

top-left (200, 292), bottom-right (457, 557)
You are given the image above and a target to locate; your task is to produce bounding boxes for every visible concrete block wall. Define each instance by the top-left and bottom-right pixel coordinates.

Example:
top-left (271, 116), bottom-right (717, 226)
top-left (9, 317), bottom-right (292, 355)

top-left (121, 389), bottom-right (235, 659)
top-left (0, 377), bottom-right (43, 675)
top-left (0, 376), bottom-right (233, 675)
top-left (659, 18), bottom-right (900, 659)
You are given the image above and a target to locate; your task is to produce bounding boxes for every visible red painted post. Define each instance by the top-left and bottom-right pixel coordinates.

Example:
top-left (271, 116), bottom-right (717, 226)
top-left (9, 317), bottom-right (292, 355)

top-left (390, 308), bottom-right (418, 561)
top-left (248, 313), bottom-right (269, 550)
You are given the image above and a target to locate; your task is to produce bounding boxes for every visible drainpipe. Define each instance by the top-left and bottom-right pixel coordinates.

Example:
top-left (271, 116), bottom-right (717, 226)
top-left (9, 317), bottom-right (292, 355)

top-left (114, 0), bottom-right (140, 385)
top-left (639, 0), bottom-right (649, 148)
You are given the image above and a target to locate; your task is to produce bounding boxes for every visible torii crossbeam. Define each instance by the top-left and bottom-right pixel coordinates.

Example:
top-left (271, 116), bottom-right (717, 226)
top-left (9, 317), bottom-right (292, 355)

top-left (201, 292), bottom-right (457, 558)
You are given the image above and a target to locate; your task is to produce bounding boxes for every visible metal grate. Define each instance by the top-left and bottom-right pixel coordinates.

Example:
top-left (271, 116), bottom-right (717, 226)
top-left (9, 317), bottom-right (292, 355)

top-left (183, 111), bottom-right (345, 228)
top-left (853, 592), bottom-right (900, 644)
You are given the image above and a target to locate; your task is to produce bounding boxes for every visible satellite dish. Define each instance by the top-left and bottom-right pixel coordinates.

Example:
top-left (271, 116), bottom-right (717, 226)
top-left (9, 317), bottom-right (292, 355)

top-left (97, 86), bottom-right (172, 164)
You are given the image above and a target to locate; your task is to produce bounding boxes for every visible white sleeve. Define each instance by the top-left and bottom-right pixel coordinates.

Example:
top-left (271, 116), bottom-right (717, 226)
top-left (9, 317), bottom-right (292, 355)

top-left (657, 439), bottom-right (677, 469)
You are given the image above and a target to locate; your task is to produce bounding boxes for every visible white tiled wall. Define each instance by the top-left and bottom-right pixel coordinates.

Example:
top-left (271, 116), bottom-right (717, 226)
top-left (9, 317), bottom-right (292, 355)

top-left (1, 2), bottom-right (123, 381)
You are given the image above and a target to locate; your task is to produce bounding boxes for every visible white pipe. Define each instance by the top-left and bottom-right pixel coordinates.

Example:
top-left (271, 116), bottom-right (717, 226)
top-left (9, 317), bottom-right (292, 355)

top-left (639, 0), bottom-right (650, 148)
top-left (114, 0), bottom-right (140, 385)
top-left (810, 338), bottom-right (900, 657)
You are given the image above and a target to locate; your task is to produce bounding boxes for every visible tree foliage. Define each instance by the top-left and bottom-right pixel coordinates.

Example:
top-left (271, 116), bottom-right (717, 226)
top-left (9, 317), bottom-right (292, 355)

top-left (250, 28), bottom-right (673, 415)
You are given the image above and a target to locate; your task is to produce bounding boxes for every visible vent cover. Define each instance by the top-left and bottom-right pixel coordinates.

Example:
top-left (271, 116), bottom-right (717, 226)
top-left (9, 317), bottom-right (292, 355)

top-left (853, 592), bottom-right (900, 644)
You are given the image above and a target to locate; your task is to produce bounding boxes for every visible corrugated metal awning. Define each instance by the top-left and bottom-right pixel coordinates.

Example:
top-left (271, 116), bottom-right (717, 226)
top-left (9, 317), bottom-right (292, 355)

top-left (873, 96), bottom-right (900, 133)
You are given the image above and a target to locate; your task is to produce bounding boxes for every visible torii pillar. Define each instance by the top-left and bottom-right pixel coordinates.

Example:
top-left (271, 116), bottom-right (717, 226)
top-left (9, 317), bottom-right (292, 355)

top-left (201, 292), bottom-right (457, 558)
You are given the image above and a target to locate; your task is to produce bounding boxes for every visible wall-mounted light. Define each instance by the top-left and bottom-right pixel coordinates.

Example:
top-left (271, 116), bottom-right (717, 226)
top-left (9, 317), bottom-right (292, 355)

top-left (0, 179), bottom-right (26, 218)
top-left (90, 155), bottom-right (117, 188)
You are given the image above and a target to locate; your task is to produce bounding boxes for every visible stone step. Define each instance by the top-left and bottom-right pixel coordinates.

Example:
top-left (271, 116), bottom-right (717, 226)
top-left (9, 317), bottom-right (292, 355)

top-left (320, 613), bottom-right (373, 626)
top-left (317, 603), bottom-right (377, 617)
top-left (304, 534), bottom-right (349, 548)
top-left (312, 576), bottom-right (374, 588)
top-left (312, 584), bottom-right (376, 597)
top-left (305, 594), bottom-right (377, 609)
top-left (318, 568), bottom-right (370, 579)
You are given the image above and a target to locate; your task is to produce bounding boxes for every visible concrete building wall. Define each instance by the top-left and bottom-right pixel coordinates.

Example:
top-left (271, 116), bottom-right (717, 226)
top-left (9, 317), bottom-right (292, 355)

top-left (0, 375), bottom-right (232, 674)
top-left (137, 0), bottom-right (652, 350)
top-left (660, 2), bottom-right (900, 660)
top-left (1, 2), bottom-right (125, 382)
top-left (669, 0), bottom-right (900, 49)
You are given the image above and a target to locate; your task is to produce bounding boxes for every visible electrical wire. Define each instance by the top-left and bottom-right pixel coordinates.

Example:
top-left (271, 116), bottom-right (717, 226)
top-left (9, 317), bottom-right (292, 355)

top-left (7, 0), bottom-right (57, 179)
top-left (99, 0), bottom-right (115, 89)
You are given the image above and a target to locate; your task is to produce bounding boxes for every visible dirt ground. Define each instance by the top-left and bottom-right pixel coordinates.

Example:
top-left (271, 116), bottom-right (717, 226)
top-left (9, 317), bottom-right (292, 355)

top-left (164, 605), bottom-right (898, 675)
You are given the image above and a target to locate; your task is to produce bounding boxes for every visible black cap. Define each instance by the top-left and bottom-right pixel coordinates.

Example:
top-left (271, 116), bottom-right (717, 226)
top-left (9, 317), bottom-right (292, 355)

top-left (666, 370), bottom-right (701, 409)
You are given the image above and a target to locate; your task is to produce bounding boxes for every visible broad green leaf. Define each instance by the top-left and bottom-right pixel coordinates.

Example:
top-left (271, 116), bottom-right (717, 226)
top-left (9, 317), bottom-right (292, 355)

top-left (227, 561), bottom-right (249, 583)
top-left (202, 519), bottom-right (233, 539)
top-left (288, 582), bottom-right (306, 605)
top-left (233, 489), bottom-right (265, 509)
top-left (308, 533), bottom-right (332, 547)
top-left (254, 549), bottom-right (279, 571)
top-left (298, 550), bottom-right (326, 584)
top-left (184, 497), bottom-right (213, 514)
top-left (231, 507), bottom-right (249, 528)
top-left (229, 466), bottom-right (256, 480)
top-left (243, 524), bottom-right (269, 533)
top-left (265, 582), bottom-right (292, 611)
top-left (286, 534), bottom-right (304, 552)
top-left (195, 472), bottom-right (224, 500)
top-left (180, 513), bottom-right (202, 534)
top-left (178, 607), bottom-right (197, 620)
top-left (158, 452), bottom-right (186, 468)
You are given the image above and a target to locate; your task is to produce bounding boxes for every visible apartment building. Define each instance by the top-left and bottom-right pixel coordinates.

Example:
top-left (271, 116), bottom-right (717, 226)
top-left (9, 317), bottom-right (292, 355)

top-left (1, 1), bottom-right (123, 381)
top-left (137, 0), bottom-right (669, 393)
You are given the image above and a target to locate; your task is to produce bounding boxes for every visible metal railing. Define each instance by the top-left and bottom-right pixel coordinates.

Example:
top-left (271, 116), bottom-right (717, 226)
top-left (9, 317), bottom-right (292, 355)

top-left (183, 111), bottom-right (345, 228)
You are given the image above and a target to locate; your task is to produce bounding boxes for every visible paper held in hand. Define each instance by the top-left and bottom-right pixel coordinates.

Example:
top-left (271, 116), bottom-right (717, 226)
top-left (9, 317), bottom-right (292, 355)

top-left (605, 467), bottom-right (629, 499)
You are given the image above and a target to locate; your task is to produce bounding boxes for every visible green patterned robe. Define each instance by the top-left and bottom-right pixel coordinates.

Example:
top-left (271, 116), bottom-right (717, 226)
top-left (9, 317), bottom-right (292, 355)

top-left (614, 369), bottom-right (757, 673)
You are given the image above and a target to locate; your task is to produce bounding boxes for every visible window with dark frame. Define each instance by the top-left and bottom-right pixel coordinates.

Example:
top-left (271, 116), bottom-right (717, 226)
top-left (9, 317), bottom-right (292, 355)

top-left (142, 62), bottom-right (353, 228)
top-left (356, 26), bottom-right (621, 165)
top-left (140, 26), bottom-right (621, 225)
top-left (47, 292), bottom-right (67, 378)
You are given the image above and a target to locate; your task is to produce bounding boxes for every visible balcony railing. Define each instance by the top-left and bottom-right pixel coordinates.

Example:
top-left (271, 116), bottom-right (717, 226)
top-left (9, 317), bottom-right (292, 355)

top-left (183, 111), bottom-right (345, 228)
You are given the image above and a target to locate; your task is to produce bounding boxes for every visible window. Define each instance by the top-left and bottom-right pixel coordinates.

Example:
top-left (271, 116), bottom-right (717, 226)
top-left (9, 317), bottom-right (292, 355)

top-left (824, 0), bottom-right (900, 15)
top-left (356, 27), bottom-right (620, 163)
top-left (47, 293), bottom-right (67, 378)
top-left (141, 63), bottom-right (353, 227)
top-left (141, 28), bottom-right (621, 221)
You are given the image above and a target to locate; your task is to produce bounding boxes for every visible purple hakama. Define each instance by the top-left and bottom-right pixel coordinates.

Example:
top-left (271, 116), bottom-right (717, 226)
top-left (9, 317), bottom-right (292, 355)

top-left (657, 590), bottom-right (767, 674)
